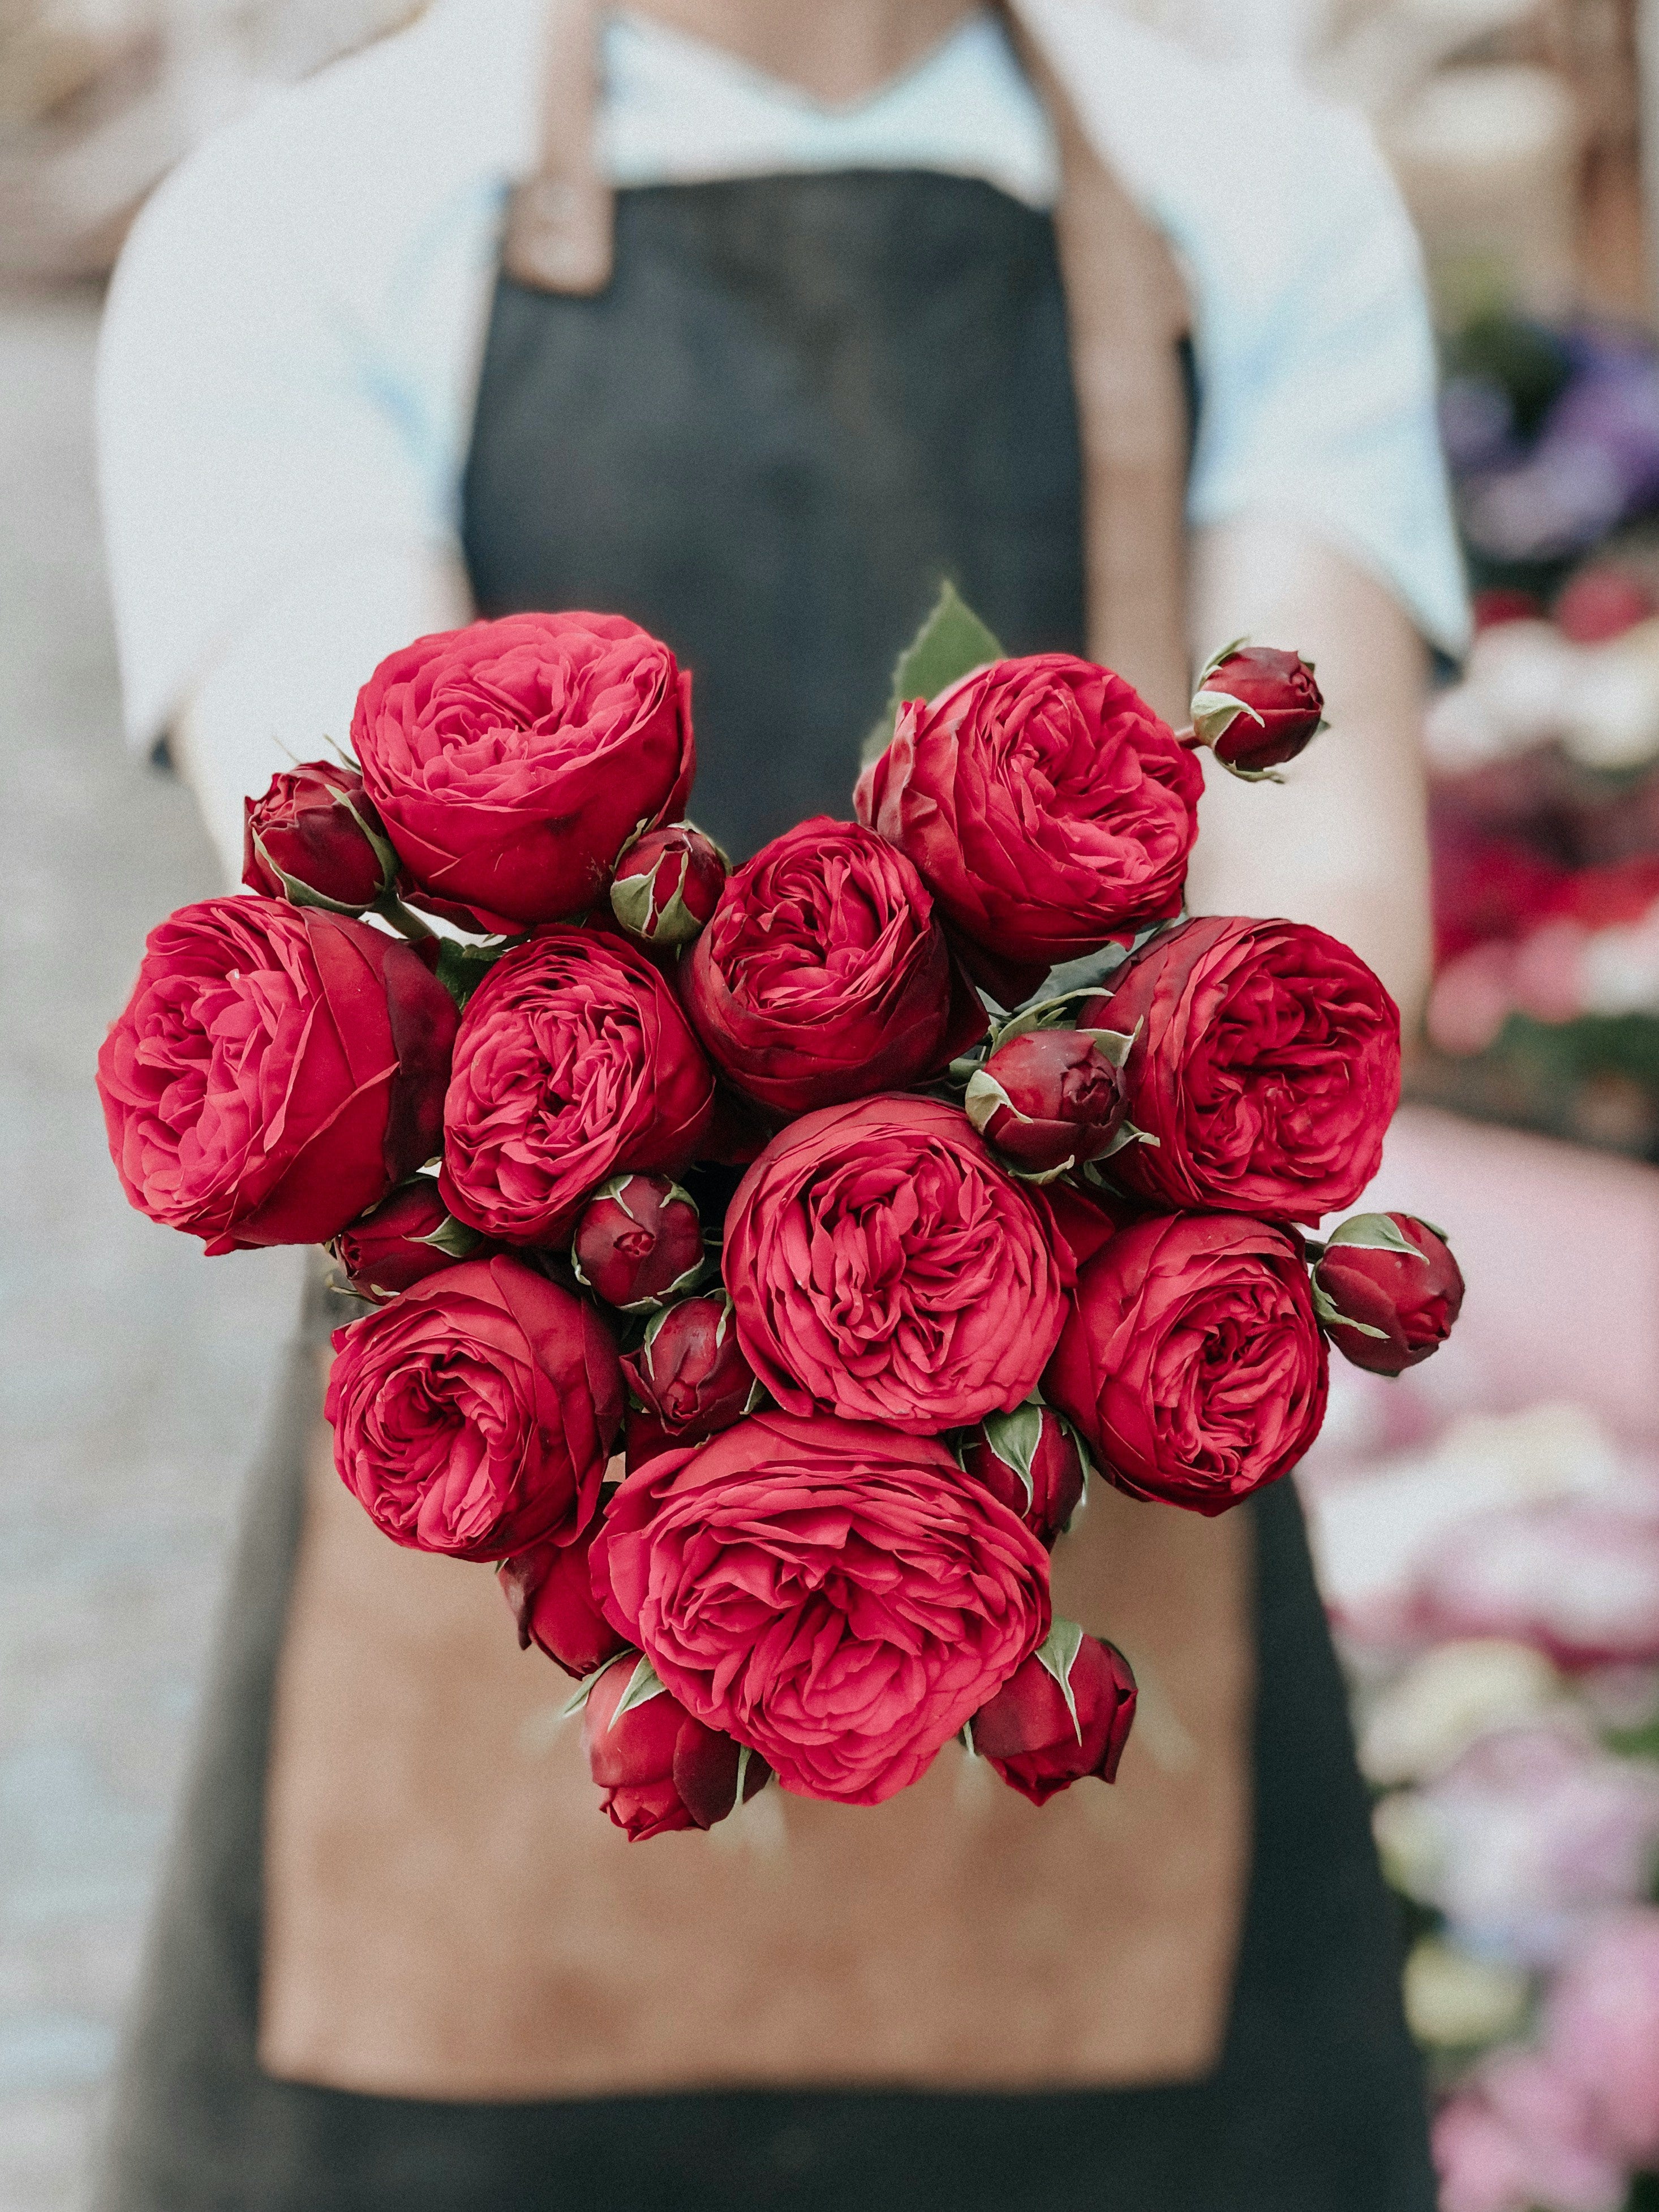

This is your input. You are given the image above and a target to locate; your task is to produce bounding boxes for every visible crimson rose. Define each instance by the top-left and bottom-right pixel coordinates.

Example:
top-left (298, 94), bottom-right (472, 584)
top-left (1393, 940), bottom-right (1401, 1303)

top-left (1084, 915), bottom-right (1400, 1224)
top-left (582, 1656), bottom-right (771, 1840)
top-left (964, 1027), bottom-right (1126, 1176)
top-left (440, 929), bottom-right (715, 1247)
top-left (622, 1292), bottom-right (760, 1450)
top-left (572, 1174), bottom-right (703, 1311)
top-left (972, 1626), bottom-right (1137, 1803)
top-left (1190, 644), bottom-right (1326, 778)
top-left (242, 759), bottom-right (397, 912)
top-left (723, 1096), bottom-right (1071, 1433)
top-left (960, 1403), bottom-right (1089, 1548)
top-left (1313, 1212), bottom-right (1465, 1376)
top-left (97, 896), bottom-right (457, 1255)
top-left (1045, 1214), bottom-right (1328, 1515)
top-left (330, 1177), bottom-right (481, 1300)
top-left (591, 1410), bottom-right (1051, 1804)
top-left (681, 817), bottom-right (983, 1118)
top-left (857, 654), bottom-right (1201, 994)
top-left (352, 613), bottom-right (693, 933)
top-left (325, 1256), bottom-right (622, 1559)
top-left (609, 823), bottom-right (727, 948)
top-left (499, 1517), bottom-right (629, 1679)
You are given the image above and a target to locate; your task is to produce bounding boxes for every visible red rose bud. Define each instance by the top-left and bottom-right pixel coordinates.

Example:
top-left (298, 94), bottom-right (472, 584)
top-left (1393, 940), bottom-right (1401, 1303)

top-left (610, 823), bottom-right (728, 948)
top-left (1189, 642), bottom-right (1326, 779)
top-left (572, 1174), bottom-right (704, 1312)
top-left (581, 1652), bottom-right (771, 1840)
top-left (964, 1027), bottom-right (1129, 1177)
top-left (971, 1622), bottom-right (1137, 1805)
top-left (1312, 1212), bottom-right (1465, 1377)
top-left (621, 1292), bottom-right (761, 1441)
top-left (330, 1178), bottom-right (482, 1300)
top-left (499, 1517), bottom-right (628, 1678)
top-left (960, 1402), bottom-right (1088, 1548)
top-left (242, 760), bottom-right (397, 911)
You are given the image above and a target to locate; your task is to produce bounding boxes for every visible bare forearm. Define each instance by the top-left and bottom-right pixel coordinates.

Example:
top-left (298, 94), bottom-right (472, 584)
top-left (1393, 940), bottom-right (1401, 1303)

top-left (1184, 517), bottom-right (1434, 1025)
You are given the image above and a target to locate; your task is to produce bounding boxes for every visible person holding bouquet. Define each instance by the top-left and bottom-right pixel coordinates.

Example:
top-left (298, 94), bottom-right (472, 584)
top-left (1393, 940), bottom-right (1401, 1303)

top-left (91, 2), bottom-right (1467, 2207)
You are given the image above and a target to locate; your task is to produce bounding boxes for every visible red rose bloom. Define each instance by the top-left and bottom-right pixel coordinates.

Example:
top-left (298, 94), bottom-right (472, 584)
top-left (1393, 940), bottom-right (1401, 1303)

top-left (609, 823), bottom-right (727, 948)
top-left (572, 1173), bottom-right (704, 1311)
top-left (97, 896), bottom-right (457, 1255)
top-left (351, 613), bottom-right (693, 933)
top-left (959, 1403), bottom-right (1089, 1548)
top-left (325, 1256), bottom-right (622, 1559)
top-left (1085, 915), bottom-right (1400, 1225)
top-left (330, 1177), bottom-right (481, 1300)
top-left (591, 1410), bottom-right (1051, 1805)
top-left (1045, 1214), bottom-right (1328, 1516)
top-left (440, 929), bottom-right (715, 1247)
top-left (1313, 1212), bottom-right (1465, 1376)
top-left (681, 817), bottom-right (983, 1118)
top-left (242, 759), bottom-right (396, 912)
top-left (499, 1516), bottom-right (629, 1679)
top-left (1191, 645), bottom-right (1325, 777)
top-left (621, 1292), bottom-right (760, 1448)
top-left (857, 654), bottom-right (1201, 991)
top-left (581, 1655), bottom-right (771, 1840)
top-left (723, 1096), bottom-right (1071, 1433)
top-left (972, 1627), bottom-right (1137, 1804)
top-left (964, 1028), bottom-right (1126, 1176)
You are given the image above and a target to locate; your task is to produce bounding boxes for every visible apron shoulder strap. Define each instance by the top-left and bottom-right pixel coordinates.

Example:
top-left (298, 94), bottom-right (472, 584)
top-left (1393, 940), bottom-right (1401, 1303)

top-left (503, 0), bottom-right (615, 294)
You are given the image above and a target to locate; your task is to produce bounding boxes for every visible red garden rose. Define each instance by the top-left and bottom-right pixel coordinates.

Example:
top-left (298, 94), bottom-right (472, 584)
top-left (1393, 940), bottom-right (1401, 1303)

top-left (1045, 1213), bottom-right (1329, 1516)
top-left (621, 1292), bottom-right (761, 1449)
top-left (572, 1173), bottom-right (704, 1311)
top-left (97, 895), bottom-right (457, 1255)
top-left (440, 929), bottom-right (715, 1247)
top-left (242, 759), bottom-right (396, 912)
top-left (351, 613), bottom-right (693, 934)
top-left (959, 1402), bottom-right (1089, 1548)
top-left (325, 1255), bottom-right (622, 1559)
top-left (591, 1409), bottom-right (1052, 1805)
top-left (722, 1096), bottom-right (1071, 1433)
top-left (964, 1028), bottom-right (1127, 1176)
top-left (972, 1627), bottom-right (1137, 1804)
top-left (582, 1655), bottom-right (772, 1840)
top-left (856, 654), bottom-right (1201, 996)
top-left (1313, 1212), bottom-right (1465, 1376)
top-left (681, 817), bottom-right (984, 1118)
top-left (499, 1515), bottom-right (629, 1678)
top-left (330, 1177), bottom-right (482, 1300)
top-left (1190, 644), bottom-right (1325, 778)
top-left (1084, 915), bottom-right (1400, 1225)
top-left (609, 823), bottom-right (727, 948)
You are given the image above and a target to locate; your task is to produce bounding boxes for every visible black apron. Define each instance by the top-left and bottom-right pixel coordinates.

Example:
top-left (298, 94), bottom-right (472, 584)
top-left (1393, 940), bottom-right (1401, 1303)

top-left (92, 172), bottom-right (1434, 2212)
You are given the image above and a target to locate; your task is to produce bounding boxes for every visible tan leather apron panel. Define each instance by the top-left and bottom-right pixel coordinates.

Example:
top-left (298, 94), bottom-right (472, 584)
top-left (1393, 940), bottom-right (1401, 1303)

top-left (261, 1350), bottom-right (1252, 2099)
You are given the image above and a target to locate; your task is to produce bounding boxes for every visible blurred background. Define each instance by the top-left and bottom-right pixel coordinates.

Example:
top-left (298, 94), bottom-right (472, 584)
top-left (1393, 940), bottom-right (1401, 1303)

top-left (5, 4), bottom-right (1659, 2209)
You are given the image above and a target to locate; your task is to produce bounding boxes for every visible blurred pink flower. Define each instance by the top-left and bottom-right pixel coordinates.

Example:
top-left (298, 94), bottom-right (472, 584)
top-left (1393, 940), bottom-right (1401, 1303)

top-left (1434, 2050), bottom-right (1626, 2212)
top-left (1414, 1500), bottom-right (1659, 1669)
top-left (1546, 1909), bottom-right (1659, 2167)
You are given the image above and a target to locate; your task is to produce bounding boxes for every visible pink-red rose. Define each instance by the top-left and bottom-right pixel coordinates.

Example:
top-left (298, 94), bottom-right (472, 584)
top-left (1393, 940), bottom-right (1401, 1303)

top-left (609, 823), bottom-right (727, 948)
top-left (571, 1173), bottom-right (703, 1311)
top-left (325, 1255), bottom-right (622, 1559)
top-left (681, 817), bottom-right (983, 1118)
top-left (1191, 645), bottom-right (1325, 778)
top-left (98, 895), bottom-right (457, 1255)
top-left (1084, 915), bottom-right (1400, 1225)
top-left (498, 1515), bottom-right (629, 1679)
top-left (621, 1292), bottom-right (760, 1449)
top-left (972, 1627), bottom-right (1137, 1803)
top-left (723, 1096), bottom-right (1071, 1434)
top-left (1046, 1214), bottom-right (1329, 1515)
top-left (440, 929), bottom-right (715, 1247)
top-left (856, 654), bottom-right (1201, 993)
top-left (959, 1402), bottom-right (1089, 1548)
top-left (330, 1176), bottom-right (482, 1300)
top-left (242, 759), bottom-right (397, 912)
top-left (582, 1655), bottom-right (772, 1840)
top-left (591, 1409), bottom-right (1051, 1805)
top-left (352, 613), bottom-right (693, 934)
top-left (1313, 1212), bottom-right (1465, 1375)
top-left (964, 1027), bottom-right (1126, 1175)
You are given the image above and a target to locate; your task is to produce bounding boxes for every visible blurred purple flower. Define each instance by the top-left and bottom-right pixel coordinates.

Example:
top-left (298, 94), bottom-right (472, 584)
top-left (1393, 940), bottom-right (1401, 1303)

top-left (1412, 1500), bottom-right (1659, 1670)
top-left (1433, 2050), bottom-right (1627, 2212)
top-left (1546, 1908), bottom-right (1659, 2169)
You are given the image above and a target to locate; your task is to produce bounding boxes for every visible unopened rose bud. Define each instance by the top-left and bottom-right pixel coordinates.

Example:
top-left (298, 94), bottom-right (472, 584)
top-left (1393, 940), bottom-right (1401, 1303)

top-left (572, 1174), bottom-right (703, 1312)
top-left (243, 760), bottom-right (398, 912)
top-left (964, 1028), bottom-right (1128, 1177)
top-left (330, 1178), bottom-right (482, 1300)
top-left (972, 1623), bottom-right (1137, 1804)
top-left (621, 1292), bottom-right (761, 1441)
top-left (1312, 1212), bottom-right (1465, 1377)
top-left (582, 1652), bottom-right (771, 1840)
top-left (1190, 643), bottom-right (1326, 779)
top-left (498, 1517), bottom-right (628, 1679)
top-left (960, 1402), bottom-right (1089, 1548)
top-left (610, 823), bottom-right (728, 948)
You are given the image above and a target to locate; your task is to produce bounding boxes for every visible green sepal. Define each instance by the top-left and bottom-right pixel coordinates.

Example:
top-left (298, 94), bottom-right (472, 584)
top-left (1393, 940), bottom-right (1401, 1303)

top-left (610, 1652), bottom-right (671, 1728)
top-left (1034, 1618), bottom-right (1088, 1744)
top-left (861, 581), bottom-right (1005, 763)
top-left (1311, 1278), bottom-right (1390, 1340)
top-left (1326, 1212), bottom-right (1430, 1259)
top-left (435, 935), bottom-right (518, 1009)
top-left (416, 1213), bottom-right (484, 1260)
top-left (978, 1402), bottom-right (1048, 1512)
top-left (560, 1647), bottom-right (631, 1719)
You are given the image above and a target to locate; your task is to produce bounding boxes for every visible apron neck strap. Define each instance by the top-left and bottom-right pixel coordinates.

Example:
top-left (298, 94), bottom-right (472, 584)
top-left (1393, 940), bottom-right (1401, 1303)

top-left (504, 0), bottom-right (1192, 720)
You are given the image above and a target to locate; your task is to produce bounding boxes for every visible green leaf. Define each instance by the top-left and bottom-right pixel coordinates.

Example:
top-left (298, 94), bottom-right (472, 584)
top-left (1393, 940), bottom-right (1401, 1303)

top-left (1034, 1618), bottom-right (1088, 1743)
top-left (861, 581), bottom-right (1005, 762)
top-left (435, 936), bottom-right (515, 1009)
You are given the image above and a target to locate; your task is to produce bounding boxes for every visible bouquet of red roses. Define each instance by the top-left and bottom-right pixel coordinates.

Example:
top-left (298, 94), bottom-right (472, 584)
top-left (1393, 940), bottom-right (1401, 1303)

top-left (97, 594), bottom-right (1464, 1840)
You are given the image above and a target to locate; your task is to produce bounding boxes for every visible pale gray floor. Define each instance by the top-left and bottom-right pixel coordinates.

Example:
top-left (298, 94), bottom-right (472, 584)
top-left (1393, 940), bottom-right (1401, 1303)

top-left (0, 288), bottom-right (303, 2211)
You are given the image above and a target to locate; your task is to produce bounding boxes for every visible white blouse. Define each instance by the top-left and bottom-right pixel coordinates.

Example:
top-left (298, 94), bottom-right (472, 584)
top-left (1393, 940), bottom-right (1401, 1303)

top-left (97, 0), bottom-right (1468, 885)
